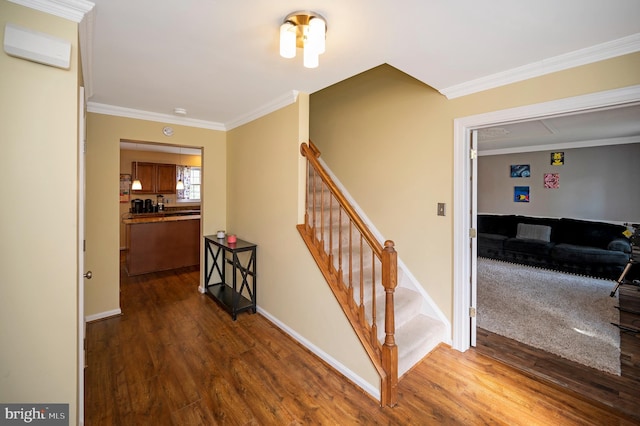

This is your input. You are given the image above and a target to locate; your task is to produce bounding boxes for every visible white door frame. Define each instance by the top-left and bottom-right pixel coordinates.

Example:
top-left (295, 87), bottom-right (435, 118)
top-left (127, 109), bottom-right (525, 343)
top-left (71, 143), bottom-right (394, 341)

top-left (78, 86), bottom-right (87, 425)
top-left (452, 84), bottom-right (640, 352)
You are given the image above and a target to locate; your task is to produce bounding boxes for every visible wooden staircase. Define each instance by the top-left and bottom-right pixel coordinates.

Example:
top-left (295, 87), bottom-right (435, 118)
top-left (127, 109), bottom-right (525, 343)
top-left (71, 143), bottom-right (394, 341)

top-left (297, 142), bottom-right (446, 407)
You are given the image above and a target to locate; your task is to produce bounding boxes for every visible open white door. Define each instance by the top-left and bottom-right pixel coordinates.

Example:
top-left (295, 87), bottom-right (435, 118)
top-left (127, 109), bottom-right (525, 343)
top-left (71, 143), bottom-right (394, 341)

top-left (470, 130), bottom-right (478, 346)
top-left (78, 86), bottom-right (88, 425)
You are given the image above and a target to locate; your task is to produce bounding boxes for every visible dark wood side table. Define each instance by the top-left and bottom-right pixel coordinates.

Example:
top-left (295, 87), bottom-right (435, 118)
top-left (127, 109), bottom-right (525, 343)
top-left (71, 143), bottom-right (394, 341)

top-left (204, 235), bottom-right (257, 320)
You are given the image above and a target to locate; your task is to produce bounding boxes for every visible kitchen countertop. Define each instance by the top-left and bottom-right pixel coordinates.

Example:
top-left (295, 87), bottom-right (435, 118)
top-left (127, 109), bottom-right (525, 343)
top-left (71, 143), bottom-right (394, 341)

top-left (123, 214), bottom-right (200, 225)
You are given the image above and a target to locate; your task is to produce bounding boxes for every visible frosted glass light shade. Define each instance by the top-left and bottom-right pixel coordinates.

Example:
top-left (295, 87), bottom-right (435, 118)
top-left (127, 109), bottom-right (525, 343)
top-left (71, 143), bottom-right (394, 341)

top-left (308, 17), bottom-right (326, 54)
top-left (279, 22), bottom-right (296, 58)
top-left (132, 179), bottom-right (142, 190)
top-left (303, 45), bottom-right (319, 68)
top-left (176, 180), bottom-right (185, 190)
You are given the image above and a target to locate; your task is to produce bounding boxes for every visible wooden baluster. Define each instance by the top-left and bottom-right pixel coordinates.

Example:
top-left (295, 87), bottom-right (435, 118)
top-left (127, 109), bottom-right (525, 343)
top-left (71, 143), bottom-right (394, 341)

top-left (370, 247), bottom-right (377, 346)
top-left (328, 192), bottom-right (334, 270)
top-left (348, 221), bottom-right (354, 300)
top-left (319, 181), bottom-right (325, 252)
top-left (311, 166), bottom-right (318, 240)
top-left (359, 234), bottom-right (365, 320)
top-left (337, 206), bottom-right (343, 285)
top-left (381, 240), bottom-right (398, 407)
top-left (304, 160), bottom-right (310, 232)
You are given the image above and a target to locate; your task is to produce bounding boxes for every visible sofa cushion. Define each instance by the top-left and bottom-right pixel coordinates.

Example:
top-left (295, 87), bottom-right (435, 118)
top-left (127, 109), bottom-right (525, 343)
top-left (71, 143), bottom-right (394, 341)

top-left (478, 233), bottom-right (507, 258)
top-left (477, 215), bottom-right (518, 237)
top-left (504, 238), bottom-right (555, 256)
top-left (516, 223), bottom-right (552, 242)
top-left (551, 243), bottom-right (630, 266)
top-left (478, 233), bottom-right (507, 248)
top-left (556, 218), bottom-right (629, 249)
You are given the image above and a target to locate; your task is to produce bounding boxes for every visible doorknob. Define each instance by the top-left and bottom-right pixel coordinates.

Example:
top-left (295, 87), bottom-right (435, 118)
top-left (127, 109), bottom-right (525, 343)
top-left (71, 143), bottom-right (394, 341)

top-left (84, 271), bottom-right (92, 279)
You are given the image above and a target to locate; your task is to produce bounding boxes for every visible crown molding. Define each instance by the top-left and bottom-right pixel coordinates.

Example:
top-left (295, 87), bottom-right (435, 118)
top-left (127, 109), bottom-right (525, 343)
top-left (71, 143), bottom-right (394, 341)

top-left (8, 0), bottom-right (95, 23)
top-left (78, 5), bottom-right (95, 99)
top-left (86, 103), bottom-right (226, 131)
top-left (478, 135), bottom-right (640, 157)
top-left (225, 90), bottom-right (300, 130)
top-left (87, 90), bottom-right (300, 132)
top-left (440, 33), bottom-right (640, 99)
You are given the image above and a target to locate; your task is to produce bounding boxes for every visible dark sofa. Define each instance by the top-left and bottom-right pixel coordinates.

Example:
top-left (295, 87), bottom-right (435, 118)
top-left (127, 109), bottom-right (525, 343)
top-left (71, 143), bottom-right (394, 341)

top-left (478, 214), bottom-right (631, 280)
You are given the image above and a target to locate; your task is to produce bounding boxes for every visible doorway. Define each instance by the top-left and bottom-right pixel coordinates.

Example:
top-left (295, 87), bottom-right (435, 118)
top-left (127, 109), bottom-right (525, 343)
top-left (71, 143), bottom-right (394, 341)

top-left (118, 141), bottom-right (204, 293)
top-left (452, 84), bottom-right (640, 351)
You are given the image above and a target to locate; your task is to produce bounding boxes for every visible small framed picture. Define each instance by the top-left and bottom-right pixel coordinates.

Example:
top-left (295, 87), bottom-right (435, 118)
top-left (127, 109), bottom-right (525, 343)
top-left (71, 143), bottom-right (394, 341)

top-left (120, 173), bottom-right (131, 203)
top-left (510, 164), bottom-right (531, 178)
top-left (551, 152), bottom-right (564, 166)
top-left (514, 186), bottom-right (530, 202)
top-left (544, 173), bottom-right (559, 189)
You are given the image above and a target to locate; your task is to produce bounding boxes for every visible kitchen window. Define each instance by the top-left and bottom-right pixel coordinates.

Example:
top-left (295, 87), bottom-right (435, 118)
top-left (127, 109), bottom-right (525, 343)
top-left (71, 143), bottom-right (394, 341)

top-left (177, 166), bottom-right (201, 201)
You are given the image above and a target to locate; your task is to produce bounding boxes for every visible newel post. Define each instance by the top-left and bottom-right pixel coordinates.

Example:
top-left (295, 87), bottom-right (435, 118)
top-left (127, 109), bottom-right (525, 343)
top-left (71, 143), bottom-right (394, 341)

top-left (380, 240), bottom-right (398, 407)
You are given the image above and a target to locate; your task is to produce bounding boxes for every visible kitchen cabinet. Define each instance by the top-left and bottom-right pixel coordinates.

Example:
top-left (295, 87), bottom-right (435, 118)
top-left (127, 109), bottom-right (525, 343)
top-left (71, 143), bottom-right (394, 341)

top-left (156, 163), bottom-right (177, 193)
top-left (132, 162), bottom-right (176, 194)
top-left (124, 215), bottom-right (200, 275)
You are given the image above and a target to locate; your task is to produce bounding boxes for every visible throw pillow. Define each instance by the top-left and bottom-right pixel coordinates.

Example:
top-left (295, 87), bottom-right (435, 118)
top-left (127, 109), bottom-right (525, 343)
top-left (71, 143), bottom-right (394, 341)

top-left (516, 223), bottom-right (552, 242)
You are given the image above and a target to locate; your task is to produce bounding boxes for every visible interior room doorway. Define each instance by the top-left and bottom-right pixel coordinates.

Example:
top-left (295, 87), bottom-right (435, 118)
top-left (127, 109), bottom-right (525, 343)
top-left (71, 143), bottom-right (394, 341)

top-left (118, 142), bottom-right (203, 281)
top-left (451, 84), bottom-right (640, 352)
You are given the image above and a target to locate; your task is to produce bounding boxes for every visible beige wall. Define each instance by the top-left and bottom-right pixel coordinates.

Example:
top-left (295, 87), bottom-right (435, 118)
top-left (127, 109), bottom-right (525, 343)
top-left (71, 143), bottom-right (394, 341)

top-left (478, 143), bottom-right (640, 222)
top-left (85, 114), bottom-right (226, 318)
top-left (119, 149), bottom-right (201, 247)
top-left (227, 95), bottom-right (380, 388)
top-left (0, 1), bottom-right (80, 423)
top-left (310, 54), bottom-right (640, 326)
top-left (4, 0), bottom-right (638, 411)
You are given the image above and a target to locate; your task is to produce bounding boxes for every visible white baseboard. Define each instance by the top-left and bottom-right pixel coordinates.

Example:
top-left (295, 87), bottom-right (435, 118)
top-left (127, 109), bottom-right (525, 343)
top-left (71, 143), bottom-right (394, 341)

top-left (257, 306), bottom-right (380, 401)
top-left (85, 308), bottom-right (122, 323)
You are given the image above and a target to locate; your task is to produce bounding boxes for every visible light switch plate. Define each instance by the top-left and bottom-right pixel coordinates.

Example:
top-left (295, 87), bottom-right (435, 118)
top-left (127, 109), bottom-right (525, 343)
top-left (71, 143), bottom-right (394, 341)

top-left (437, 203), bottom-right (446, 216)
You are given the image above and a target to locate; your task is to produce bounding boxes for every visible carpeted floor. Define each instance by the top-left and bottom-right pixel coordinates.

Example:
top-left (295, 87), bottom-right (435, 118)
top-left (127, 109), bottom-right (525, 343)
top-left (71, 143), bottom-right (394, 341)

top-left (477, 258), bottom-right (620, 375)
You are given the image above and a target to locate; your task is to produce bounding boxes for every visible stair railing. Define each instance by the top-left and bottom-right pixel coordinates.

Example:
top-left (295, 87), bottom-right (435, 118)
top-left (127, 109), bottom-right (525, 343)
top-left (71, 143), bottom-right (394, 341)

top-left (297, 141), bottom-right (398, 407)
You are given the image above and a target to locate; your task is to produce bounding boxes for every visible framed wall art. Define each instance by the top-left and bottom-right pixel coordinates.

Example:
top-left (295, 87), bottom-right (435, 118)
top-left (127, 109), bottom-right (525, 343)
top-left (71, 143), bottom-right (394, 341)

top-left (514, 186), bottom-right (530, 202)
top-left (120, 173), bottom-right (131, 203)
top-left (544, 173), bottom-right (559, 188)
top-left (510, 164), bottom-right (531, 178)
top-left (551, 152), bottom-right (564, 166)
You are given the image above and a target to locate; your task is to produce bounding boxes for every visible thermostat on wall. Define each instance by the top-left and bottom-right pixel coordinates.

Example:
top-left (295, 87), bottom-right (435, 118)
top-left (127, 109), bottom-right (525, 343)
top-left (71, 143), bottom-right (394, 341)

top-left (3, 23), bottom-right (71, 69)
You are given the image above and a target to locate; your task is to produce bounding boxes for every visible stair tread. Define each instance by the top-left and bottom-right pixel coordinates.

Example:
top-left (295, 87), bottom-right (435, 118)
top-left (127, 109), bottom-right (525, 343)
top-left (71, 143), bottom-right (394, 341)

top-left (366, 287), bottom-right (422, 340)
top-left (395, 314), bottom-right (447, 376)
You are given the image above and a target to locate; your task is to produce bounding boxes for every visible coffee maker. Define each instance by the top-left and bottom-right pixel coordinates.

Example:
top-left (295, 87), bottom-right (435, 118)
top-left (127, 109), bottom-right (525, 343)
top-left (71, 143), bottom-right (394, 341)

top-left (156, 194), bottom-right (164, 211)
top-left (131, 198), bottom-right (143, 214)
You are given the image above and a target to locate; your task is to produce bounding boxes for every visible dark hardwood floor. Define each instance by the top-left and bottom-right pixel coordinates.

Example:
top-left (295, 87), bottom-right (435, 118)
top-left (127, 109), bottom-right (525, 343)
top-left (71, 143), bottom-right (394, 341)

top-left (84, 256), bottom-right (639, 425)
top-left (476, 280), bottom-right (640, 422)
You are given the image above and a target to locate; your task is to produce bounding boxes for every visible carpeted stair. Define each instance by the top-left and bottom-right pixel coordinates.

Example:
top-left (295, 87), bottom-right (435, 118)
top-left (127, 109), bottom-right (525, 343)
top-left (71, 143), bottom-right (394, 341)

top-left (309, 172), bottom-right (446, 378)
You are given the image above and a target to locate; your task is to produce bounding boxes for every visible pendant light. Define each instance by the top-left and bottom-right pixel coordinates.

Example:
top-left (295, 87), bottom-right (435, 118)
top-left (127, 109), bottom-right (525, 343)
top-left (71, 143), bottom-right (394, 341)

top-left (132, 143), bottom-right (142, 190)
top-left (176, 147), bottom-right (184, 190)
top-left (132, 172), bottom-right (142, 190)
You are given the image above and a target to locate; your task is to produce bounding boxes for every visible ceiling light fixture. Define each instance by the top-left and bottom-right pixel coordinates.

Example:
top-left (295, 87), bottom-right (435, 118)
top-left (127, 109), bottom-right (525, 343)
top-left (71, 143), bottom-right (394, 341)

top-left (132, 143), bottom-right (142, 190)
top-left (279, 11), bottom-right (326, 69)
top-left (176, 147), bottom-right (185, 190)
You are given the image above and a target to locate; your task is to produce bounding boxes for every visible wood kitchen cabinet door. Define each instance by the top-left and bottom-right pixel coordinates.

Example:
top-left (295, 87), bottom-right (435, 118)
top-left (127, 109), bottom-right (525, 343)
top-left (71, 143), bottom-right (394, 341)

top-left (131, 162), bottom-right (177, 194)
top-left (132, 162), bottom-right (155, 194)
top-left (156, 164), bottom-right (177, 194)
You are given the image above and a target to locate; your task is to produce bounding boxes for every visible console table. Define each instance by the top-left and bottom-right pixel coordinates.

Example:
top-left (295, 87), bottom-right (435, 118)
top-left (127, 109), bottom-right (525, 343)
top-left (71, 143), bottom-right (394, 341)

top-left (204, 235), bottom-right (257, 320)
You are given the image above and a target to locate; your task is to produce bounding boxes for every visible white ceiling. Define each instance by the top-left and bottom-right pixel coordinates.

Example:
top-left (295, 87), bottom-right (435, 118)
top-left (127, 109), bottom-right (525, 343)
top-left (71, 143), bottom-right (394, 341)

top-left (477, 103), bottom-right (640, 154)
top-left (81, 0), bottom-right (640, 131)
